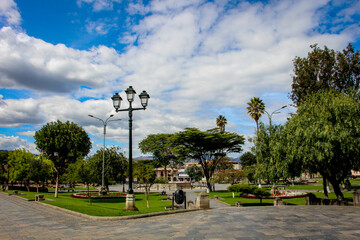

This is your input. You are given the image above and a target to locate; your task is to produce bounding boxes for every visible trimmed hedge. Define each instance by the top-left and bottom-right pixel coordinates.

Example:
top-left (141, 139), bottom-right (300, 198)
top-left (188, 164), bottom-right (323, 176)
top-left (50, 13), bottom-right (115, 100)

top-left (227, 184), bottom-right (270, 198)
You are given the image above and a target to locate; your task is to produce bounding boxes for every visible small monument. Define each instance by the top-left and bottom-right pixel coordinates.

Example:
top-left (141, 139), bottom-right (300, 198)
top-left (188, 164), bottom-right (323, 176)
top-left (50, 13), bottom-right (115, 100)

top-left (196, 192), bottom-right (210, 209)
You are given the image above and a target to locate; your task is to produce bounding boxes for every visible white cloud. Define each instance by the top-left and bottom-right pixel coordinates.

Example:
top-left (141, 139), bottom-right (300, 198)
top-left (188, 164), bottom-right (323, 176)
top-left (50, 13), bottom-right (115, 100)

top-left (86, 18), bottom-right (118, 35)
top-left (0, 27), bottom-right (123, 94)
top-left (77, 0), bottom-right (121, 11)
top-left (0, 134), bottom-right (38, 154)
top-left (0, 0), bottom-right (21, 26)
top-left (17, 131), bottom-right (35, 137)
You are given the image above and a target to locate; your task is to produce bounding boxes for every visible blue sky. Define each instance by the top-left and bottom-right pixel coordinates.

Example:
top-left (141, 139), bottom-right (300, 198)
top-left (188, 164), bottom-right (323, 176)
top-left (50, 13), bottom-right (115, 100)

top-left (0, 0), bottom-right (359, 157)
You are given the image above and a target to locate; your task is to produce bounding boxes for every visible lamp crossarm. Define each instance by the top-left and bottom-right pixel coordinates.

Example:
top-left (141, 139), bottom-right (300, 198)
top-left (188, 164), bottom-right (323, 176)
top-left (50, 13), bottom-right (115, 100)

top-left (115, 107), bottom-right (146, 112)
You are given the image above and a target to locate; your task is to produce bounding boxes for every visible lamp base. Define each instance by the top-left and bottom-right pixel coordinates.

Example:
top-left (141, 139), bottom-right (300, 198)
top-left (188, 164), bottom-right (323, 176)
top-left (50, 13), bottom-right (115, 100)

top-left (124, 194), bottom-right (138, 211)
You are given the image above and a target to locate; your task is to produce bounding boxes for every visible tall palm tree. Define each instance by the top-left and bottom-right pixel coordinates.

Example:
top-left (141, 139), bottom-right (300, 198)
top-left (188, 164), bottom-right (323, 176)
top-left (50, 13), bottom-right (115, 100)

top-left (216, 115), bottom-right (227, 133)
top-left (246, 97), bottom-right (265, 132)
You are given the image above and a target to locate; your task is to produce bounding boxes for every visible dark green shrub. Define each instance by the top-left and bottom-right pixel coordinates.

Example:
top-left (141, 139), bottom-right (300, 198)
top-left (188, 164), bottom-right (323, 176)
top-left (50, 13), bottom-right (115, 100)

top-left (227, 184), bottom-right (257, 193)
top-left (228, 184), bottom-right (271, 204)
top-left (154, 177), bottom-right (169, 184)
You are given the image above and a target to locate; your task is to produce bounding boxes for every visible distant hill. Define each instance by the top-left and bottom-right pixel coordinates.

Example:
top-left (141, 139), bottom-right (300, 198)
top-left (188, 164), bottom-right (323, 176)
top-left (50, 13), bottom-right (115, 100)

top-left (134, 156), bottom-right (154, 161)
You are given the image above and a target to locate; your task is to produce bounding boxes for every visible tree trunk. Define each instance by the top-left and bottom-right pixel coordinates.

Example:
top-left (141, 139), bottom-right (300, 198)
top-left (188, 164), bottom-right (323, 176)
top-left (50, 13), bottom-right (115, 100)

top-left (164, 165), bottom-right (168, 181)
top-left (205, 176), bottom-right (212, 192)
top-left (87, 183), bottom-right (92, 205)
top-left (145, 186), bottom-right (150, 208)
top-left (55, 172), bottom-right (59, 198)
top-left (322, 176), bottom-right (329, 199)
top-left (328, 178), bottom-right (344, 201)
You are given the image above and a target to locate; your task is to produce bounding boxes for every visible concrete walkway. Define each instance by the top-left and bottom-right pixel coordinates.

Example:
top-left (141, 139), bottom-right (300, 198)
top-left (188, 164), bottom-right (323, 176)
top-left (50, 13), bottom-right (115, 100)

top-left (1, 192), bottom-right (360, 239)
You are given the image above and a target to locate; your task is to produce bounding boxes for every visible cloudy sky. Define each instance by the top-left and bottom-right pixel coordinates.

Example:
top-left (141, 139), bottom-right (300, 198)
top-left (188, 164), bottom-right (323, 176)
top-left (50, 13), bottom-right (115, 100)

top-left (0, 0), bottom-right (359, 158)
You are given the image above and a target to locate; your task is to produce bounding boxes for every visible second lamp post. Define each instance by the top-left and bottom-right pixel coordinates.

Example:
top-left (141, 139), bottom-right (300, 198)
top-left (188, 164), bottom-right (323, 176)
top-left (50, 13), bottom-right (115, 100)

top-left (88, 114), bottom-right (121, 194)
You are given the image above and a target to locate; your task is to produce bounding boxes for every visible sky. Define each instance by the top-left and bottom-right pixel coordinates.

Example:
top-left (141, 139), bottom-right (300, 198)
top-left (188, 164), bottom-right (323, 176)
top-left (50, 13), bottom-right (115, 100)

top-left (0, 0), bottom-right (359, 158)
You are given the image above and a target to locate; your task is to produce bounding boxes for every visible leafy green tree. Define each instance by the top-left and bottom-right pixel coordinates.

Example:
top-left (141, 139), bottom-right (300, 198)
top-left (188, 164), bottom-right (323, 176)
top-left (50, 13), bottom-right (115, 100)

top-left (216, 115), bottom-right (227, 133)
top-left (172, 128), bottom-right (244, 192)
top-left (86, 146), bottom-right (128, 191)
top-left (254, 123), bottom-right (299, 184)
top-left (240, 152), bottom-right (256, 167)
top-left (185, 165), bottom-right (203, 182)
top-left (243, 166), bottom-right (256, 183)
top-left (7, 149), bottom-right (53, 191)
top-left (64, 159), bottom-right (96, 204)
top-left (211, 169), bottom-right (246, 185)
top-left (247, 97), bottom-right (265, 131)
top-left (239, 152), bottom-right (257, 183)
top-left (28, 157), bottom-right (53, 193)
top-left (290, 43), bottom-right (360, 196)
top-left (34, 120), bottom-right (91, 197)
top-left (285, 90), bottom-right (360, 201)
top-left (7, 149), bottom-right (34, 185)
top-left (139, 134), bottom-right (179, 181)
top-left (290, 43), bottom-right (360, 105)
top-left (134, 160), bottom-right (156, 208)
top-left (0, 151), bottom-right (9, 189)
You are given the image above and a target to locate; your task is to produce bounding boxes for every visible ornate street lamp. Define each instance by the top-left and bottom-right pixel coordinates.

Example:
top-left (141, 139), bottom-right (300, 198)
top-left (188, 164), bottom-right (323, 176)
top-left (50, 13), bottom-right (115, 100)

top-left (88, 114), bottom-right (121, 194)
top-left (112, 86), bottom-right (150, 210)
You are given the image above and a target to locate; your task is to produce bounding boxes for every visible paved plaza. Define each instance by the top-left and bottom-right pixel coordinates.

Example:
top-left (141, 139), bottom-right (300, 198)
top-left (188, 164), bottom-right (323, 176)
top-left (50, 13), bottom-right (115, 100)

top-left (1, 192), bottom-right (360, 239)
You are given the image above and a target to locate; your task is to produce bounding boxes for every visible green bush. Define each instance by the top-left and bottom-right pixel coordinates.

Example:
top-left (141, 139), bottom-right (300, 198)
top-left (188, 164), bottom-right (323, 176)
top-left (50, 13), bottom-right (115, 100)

top-left (227, 184), bottom-right (270, 197)
top-left (252, 188), bottom-right (271, 197)
top-left (227, 184), bottom-right (257, 193)
top-left (154, 177), bottom-right (169, 184)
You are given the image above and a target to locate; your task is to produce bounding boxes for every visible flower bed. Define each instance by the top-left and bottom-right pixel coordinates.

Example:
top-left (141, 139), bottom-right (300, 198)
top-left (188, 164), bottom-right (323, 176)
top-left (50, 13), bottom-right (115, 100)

top-left (240, 192), bottom-right (309, 199)
top-left (71, 192), bottom-right (126, 199)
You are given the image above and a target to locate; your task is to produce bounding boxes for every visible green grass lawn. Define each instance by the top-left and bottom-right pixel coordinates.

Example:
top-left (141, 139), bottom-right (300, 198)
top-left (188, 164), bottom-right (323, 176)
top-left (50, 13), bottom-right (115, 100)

top-left (209, 190), bottom-right (354, 206)
top-left (285, 185), bottom-right (326, 190)
top-left (7, 191), bottom-right (176, 217)
top-left (47, 185), bottom-right (97, 191)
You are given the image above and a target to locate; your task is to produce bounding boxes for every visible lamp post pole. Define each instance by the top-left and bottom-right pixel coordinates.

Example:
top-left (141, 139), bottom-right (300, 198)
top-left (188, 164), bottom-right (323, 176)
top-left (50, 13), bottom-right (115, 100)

top-left (111, 86), bottom-right (150, 203)
top-left (88, 114), bottom-right (121, 193)
top-left (264, 105), bottom-right (287, 128)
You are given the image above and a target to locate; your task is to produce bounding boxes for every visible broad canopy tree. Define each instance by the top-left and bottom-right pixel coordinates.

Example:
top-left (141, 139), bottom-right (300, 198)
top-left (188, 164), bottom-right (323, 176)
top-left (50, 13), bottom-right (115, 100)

top-left (172, 128), bottom-right (244, 192)
top-left (34, 120), bottom-right (91, 198)
top-left (285, 91), bottom-right (360, 201)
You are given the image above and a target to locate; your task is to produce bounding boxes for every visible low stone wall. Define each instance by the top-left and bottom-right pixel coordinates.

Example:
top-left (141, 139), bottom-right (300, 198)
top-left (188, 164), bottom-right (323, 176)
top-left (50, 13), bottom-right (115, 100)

top-left (305, 193), bottom-right (351, 206)
top-left (274, 197), bottom-right (290, 206)
top-left (150, 183), bottom-right (192, 191)
top-left (8, 186), bottom-right (48, 192)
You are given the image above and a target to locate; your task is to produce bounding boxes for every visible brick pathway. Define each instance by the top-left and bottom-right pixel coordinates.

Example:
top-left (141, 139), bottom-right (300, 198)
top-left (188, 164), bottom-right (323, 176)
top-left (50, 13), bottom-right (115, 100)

top-left (1, 192), bottom-right (360, 239)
